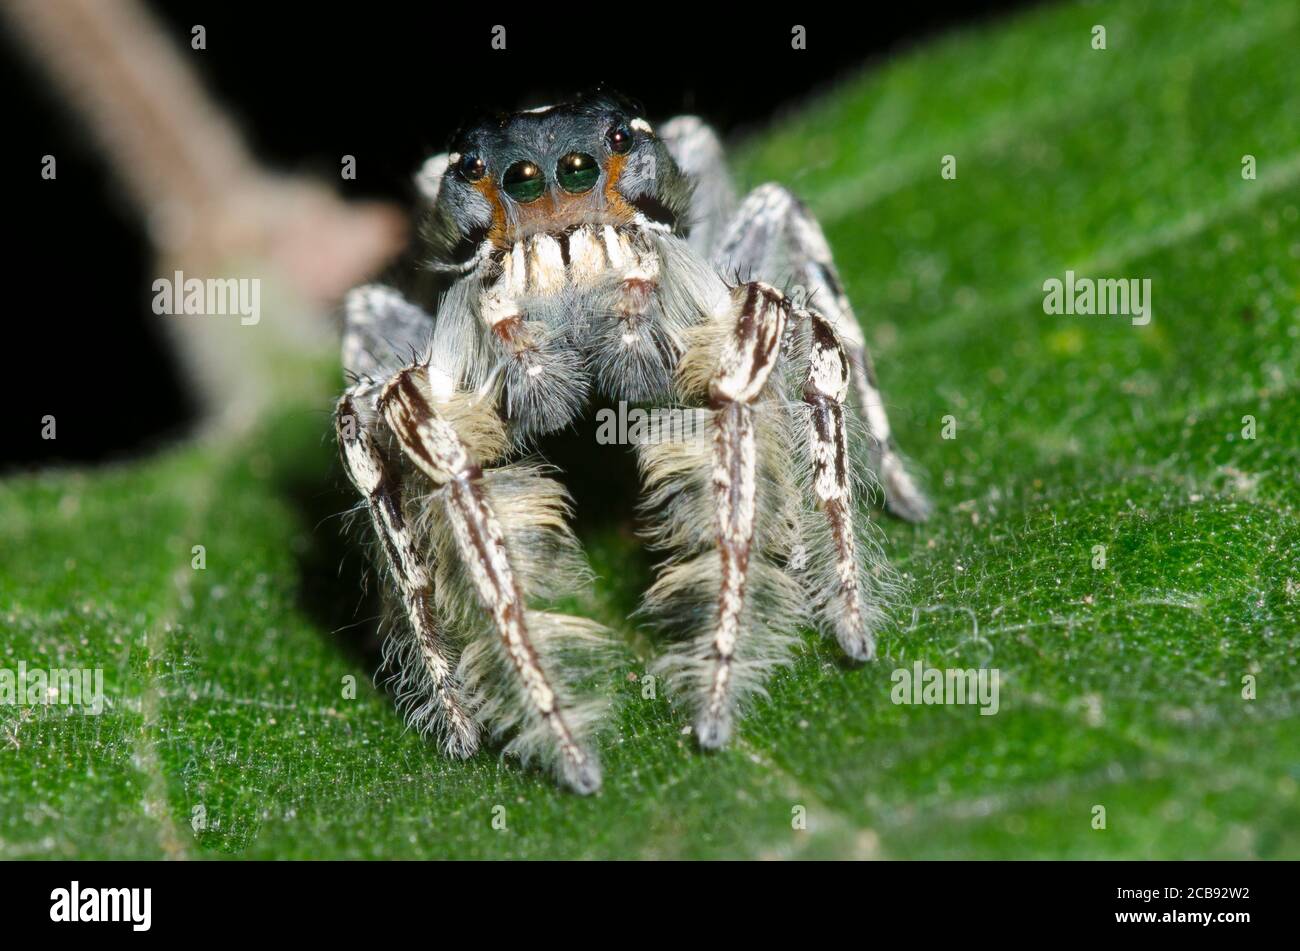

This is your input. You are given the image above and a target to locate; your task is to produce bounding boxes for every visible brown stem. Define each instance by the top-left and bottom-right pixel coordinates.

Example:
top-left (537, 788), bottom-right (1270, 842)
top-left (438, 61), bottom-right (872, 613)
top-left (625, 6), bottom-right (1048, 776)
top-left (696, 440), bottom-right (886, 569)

top-left (3, 0), bottom-right (410, 422)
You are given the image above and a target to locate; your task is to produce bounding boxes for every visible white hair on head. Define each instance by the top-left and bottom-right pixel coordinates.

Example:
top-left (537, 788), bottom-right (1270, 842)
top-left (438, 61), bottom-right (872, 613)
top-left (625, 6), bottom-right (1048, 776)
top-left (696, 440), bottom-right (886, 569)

top-left (416, 153), bottom-right (452, 204)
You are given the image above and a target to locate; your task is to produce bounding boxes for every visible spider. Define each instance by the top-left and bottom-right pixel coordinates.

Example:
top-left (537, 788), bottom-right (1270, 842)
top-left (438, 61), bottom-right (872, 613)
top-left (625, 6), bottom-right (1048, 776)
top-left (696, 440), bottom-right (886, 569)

top-left (335, 90), bottom-right (929, 794)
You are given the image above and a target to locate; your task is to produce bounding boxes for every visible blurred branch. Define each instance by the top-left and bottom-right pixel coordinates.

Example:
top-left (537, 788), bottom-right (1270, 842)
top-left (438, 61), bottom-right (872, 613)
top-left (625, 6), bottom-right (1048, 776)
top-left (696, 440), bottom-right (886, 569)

top-left (3, 0), bottom-right (408, 426)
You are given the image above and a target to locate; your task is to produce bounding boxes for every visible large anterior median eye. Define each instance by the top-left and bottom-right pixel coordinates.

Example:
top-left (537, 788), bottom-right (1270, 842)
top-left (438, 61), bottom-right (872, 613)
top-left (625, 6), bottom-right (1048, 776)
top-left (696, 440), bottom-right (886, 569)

top-left (502, 160), bottom-right (545, 202)
top-left (556, 152), bottom-right (599, 193)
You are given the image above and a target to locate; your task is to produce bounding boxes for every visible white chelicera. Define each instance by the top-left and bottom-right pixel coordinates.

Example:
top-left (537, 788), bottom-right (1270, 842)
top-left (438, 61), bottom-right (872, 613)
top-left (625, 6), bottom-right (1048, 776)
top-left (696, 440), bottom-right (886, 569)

top-left (335, 91), bottom-right (929, 793)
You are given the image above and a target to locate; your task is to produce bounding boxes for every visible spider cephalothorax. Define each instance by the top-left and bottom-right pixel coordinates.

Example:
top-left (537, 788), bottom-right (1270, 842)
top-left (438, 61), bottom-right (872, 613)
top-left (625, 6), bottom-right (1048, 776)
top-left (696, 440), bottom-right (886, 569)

top-left (423, 91), bottom-right (693, 261)
top-left (336, 90), bottom-right (931, 793)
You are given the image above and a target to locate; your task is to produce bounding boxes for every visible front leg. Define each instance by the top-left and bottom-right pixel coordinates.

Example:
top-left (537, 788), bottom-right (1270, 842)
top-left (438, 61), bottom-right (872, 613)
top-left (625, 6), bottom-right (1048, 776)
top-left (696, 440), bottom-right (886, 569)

top-left (698, 284), bottom-right (788, 745)
top-left (642, 282), bottom-right (891, 747)
top-left (378, 367), bottom-right (606, 793)
top-left (797, 307), bottom-right (885, 661)
top-left (642, 282), bottom-right (805, 747)
top-left (717, 184), bottom-right (932, 522)
top-left (339, 285), bottom-right (608, 792)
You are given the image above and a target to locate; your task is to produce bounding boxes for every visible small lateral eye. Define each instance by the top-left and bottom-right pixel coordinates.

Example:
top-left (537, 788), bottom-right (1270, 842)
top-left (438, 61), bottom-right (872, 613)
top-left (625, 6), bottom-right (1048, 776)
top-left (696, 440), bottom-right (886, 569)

top-left (502, 160), bottom-right (545, 202)
top-left (556, 152), bottom-right (599, 193)
top-left (459, 153), bottom-right (486, 182)
top-left (606, 123), bottom-right (633, 155)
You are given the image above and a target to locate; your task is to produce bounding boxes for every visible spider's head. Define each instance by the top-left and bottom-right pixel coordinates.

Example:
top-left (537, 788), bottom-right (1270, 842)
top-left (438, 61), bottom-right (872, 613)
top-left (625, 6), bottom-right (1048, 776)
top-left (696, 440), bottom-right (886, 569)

top-left (421, 90), bottom-right (692, 266)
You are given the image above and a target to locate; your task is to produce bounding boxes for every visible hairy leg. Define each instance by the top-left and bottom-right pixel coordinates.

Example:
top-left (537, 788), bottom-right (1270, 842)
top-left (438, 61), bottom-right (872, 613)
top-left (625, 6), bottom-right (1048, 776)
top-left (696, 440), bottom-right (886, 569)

top-left (342, 283), bottom-right (436, 384)
top-left (659, 116), bottom-right (737, 261)
top-left (694, 283), bottom-right (787, 744)
top-left (638, 282), bottom-right (792, 746)
top-left (336, 389), bottom-right (479, 756)
top-left (340, 285), bottom-right (607, 792)
top-left (793, 306), bottom-right (888, 661)
top-left (716, 184), bottom-right (931, 521)
top-left (641, 281), bottom-right (892, 746)
top-left (379, 366), bottom-right (605, 793)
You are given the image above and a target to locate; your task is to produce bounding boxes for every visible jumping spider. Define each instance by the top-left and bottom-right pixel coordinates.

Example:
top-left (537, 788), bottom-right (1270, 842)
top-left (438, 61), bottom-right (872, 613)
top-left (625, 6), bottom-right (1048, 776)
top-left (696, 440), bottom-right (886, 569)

top-left (336, 90), bottom-right (929, 793)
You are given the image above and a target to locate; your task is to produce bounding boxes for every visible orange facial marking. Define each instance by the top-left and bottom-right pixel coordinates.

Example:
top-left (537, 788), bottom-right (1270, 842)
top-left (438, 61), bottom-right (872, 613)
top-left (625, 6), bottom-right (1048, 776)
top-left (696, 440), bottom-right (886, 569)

top-left (478, 153), bottom-right (639, 247)
top-left (472, 177), bottom-right (510, 246)
top-left (602, 153), bottom-right (637, 218)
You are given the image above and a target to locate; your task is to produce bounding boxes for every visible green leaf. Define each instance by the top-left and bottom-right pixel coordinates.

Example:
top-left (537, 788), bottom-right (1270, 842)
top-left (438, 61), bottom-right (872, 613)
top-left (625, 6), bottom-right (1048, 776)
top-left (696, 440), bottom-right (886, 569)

top-left (3, 0), bottom-right (1298, 858)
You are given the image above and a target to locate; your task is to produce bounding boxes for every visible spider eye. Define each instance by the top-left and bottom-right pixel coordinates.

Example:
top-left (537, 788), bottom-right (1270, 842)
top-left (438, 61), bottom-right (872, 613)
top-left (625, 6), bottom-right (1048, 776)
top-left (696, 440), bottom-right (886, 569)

top-left (501, 160), bottom-right (545, 202)
top-left (556, 152), bottom-right (599, 193)
top-left (606, 123), bottom-right (633, 155)
top-left (459, 153), bottom-right (486, 182)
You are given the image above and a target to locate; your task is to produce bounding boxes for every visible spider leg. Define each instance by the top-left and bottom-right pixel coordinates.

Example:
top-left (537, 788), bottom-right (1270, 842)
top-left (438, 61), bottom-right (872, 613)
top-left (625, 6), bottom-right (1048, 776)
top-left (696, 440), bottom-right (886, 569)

top-left (378, 365), bottom-right (605, 794)
top-left (659, 116), bottom-right (737, 259)
top-left (643, 282), bottom-right (891, 746)
top-left (794, 306), bottom-right (887, 661)
top-left (642, 282), bottom-right (803, 747)
top-left (339, 285), bottom-right (482, 754)
top-left (336, 389), bottom-right (480, 757)
top-left (342, 283), bottom-right (436, 383)
top-left (695, 284), bottom-right (784, 745)
top-left (716, 184), bottom-right (931, 521)
top-left (341, 284), bottom-right (605, 792)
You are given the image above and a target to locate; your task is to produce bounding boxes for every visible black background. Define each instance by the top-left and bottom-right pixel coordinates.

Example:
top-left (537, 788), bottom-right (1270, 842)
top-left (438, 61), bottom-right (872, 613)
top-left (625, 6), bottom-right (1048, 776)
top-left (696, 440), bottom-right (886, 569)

top-left (2, 1), bottom-right (1038, 470)
top-left (3, 858), bottom-right (1284, 937)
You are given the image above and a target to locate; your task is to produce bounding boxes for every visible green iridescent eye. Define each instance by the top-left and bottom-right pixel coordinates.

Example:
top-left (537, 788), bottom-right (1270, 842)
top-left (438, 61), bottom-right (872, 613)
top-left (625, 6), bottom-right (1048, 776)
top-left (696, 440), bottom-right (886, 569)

top-left (502, 160), bottom-right (544, 202)
top-left (556, 152), bottom-right (599, 194)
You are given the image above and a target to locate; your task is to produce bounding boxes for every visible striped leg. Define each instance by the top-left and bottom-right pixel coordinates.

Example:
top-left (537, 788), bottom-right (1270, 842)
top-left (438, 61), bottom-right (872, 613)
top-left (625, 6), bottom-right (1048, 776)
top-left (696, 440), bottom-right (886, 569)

top-left (699, 283), bottom-right (788, 746)
top-left (717, 184), bottom-right (931, 522)
top-left (335, 392), bottom-right (479, 758)
top-left (378, 367), bottom-right (602, 794)
top-left (797, 309), bottom-right (884, 661)
top-left (701, 287), bottom-right (886, 731)
top-left (644, 282), bottom-right (889, 748)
